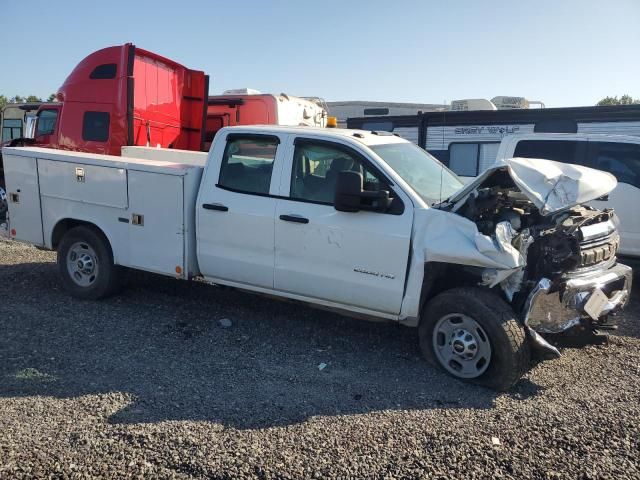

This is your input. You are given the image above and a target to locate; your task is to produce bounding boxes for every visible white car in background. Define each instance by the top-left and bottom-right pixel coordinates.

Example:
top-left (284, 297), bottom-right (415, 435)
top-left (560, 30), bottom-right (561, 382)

top-left (495, 133), bottom-right (640, 258)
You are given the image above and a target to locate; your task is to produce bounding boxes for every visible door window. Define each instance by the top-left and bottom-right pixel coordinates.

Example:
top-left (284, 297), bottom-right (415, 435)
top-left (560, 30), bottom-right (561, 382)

top-left (587, 142), bottom-right (640, 188)
top-left (290, 141), bottom-right (390, 206)
top-left (449, 143), bottom-right (479, 176)
top-left (218, 136), bottom-right (278, 195)
top-left (36, 109), bottom-right (58, 136)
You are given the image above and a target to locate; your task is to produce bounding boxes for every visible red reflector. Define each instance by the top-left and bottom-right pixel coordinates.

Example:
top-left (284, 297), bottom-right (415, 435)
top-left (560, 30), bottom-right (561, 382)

top-left (10, 229), bottom-right (16, 236)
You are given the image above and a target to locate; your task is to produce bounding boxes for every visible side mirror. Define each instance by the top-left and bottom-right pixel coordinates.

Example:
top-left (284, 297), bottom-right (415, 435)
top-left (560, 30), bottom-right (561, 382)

top-left (335, 171), bottom-right (363, 212)
top-left (23, 116), bottom-right (37, 139)
top-left (334, 170), bottom-right (393, 213)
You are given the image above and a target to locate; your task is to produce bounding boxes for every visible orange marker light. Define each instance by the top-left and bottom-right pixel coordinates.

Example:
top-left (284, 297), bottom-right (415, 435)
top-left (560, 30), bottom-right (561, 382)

top-left (175, 266), bottom-right (182, 275)
top-left (326, 116), bottom-right (338, 128)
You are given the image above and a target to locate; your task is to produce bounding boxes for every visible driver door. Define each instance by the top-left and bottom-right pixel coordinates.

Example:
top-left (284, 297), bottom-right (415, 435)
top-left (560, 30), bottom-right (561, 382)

top-left (274, 138), bottom-right (413, 315)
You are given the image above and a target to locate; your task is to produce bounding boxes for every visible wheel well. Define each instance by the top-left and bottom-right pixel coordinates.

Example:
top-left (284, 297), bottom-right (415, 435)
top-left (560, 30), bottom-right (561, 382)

top-left (51, 219), bottom-right (110, 252)
top-left (419, 262), bottom-right (491, 314)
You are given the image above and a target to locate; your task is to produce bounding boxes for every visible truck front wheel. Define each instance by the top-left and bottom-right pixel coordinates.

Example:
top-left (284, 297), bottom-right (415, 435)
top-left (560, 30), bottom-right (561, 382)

top-left (57, 226), bottom-right (120, 300)
top-left (419, 288), bottom-right (530, 391)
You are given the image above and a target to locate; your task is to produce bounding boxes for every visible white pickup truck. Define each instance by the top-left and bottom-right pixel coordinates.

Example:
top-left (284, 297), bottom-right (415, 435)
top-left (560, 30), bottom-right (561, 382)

top-left (2, 126), bottom-right (633, 390)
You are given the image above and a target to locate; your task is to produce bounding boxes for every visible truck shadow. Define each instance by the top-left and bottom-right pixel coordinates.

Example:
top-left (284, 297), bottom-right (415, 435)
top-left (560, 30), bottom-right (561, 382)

top-left (2, 261), bottom-right (544, 430)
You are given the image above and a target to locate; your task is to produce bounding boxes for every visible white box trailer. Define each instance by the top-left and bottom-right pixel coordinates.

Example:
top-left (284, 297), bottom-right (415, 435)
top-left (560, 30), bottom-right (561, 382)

top-left (3, 147), bottom-right (203, 277)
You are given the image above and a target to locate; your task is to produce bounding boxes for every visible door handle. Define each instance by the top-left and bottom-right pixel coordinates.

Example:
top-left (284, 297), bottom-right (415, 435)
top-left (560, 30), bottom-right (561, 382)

top-left (279, 214), bottom-right (309, 224)
top-left (202, 203), bottom-right (229, 212)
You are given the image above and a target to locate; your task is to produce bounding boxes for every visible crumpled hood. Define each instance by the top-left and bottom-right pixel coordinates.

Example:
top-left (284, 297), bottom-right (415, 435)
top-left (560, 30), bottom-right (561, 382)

top-left (448, 157), bottom-right (617, 215)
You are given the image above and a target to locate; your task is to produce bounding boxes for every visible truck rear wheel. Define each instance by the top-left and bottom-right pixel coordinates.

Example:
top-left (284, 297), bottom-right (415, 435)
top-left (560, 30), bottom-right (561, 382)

top-left (419, 287), bottom-right (530, 391)
top-left (57, 226), bottom-right (120, 300)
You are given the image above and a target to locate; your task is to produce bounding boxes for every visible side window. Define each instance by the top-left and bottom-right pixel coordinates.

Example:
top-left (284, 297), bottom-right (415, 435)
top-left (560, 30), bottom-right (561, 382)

top-left (534, 119), bottom-right (578, 133)
top-left (218, 136), bottom-right (278, 195)
top-left (290, 141), bottom-right (388, 205)
top-left (90, 63), bottom-right (117, 79)
top-left (2, 118), bottom-right (22, 142)
top-left (513, 140), bottom-right (584, 165)
top-left (35, 109), bottom-right (58, 136)
top-left (449, 143), bottom-right (479, 176)
top-left (82, 111), bottom-right (110, 142)
top-left (587, 142), bottom-right (640, 188)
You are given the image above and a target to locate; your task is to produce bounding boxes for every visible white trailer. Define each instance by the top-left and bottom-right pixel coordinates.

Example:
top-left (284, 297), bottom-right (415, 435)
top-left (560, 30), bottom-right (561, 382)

top-left (2, 126), bottom-right (633, 390)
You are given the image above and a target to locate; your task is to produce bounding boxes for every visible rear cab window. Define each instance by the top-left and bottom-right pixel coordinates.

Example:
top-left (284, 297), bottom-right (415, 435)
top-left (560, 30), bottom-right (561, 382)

top-left (2, 118), bottom-right (22, 142)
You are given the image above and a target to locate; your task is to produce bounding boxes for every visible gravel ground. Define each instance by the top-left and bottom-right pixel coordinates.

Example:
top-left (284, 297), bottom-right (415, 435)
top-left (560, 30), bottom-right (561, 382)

top-left (1, 238), bottom-right (639, 479)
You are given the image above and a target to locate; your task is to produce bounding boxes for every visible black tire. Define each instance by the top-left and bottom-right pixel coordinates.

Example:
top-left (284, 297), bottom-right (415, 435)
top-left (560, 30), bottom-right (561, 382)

top-left (57, 226), bottom-right (120, 300)
top-left (419, 287), bottom-right (530, 391)
top-left (0, 186), bottom-right (7, 224)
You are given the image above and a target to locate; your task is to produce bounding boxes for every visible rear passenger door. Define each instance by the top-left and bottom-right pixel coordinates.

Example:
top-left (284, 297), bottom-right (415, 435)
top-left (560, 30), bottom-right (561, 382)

top-left (196, 133), bottom-right (284, 288)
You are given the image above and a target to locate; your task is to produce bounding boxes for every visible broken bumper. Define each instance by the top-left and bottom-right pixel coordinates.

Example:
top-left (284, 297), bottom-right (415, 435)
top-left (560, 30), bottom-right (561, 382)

top-left (525, 263), bottom-right (633, 335)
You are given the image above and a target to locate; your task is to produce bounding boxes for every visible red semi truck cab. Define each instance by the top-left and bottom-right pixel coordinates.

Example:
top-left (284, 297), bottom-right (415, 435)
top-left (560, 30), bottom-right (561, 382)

top-left (31, 43), bottom-right (208, 155)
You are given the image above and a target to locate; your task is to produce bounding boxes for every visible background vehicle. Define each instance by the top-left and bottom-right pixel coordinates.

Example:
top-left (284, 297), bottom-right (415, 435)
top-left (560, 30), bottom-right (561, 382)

top-left (1, 103), bottom-right (41, 144)
top-left (2, 126), bottom-right (631, 390)
top-left (495, 133), bottom-right (640, 258)
top-left (347, 104), bottom-right (640, 176)
top-left (205, 89), bottom-right (327, 149)
top-left (1, 103), bottom-right (41, 223)
top-left (26, 43), bottom-right (209, 155)
top-left (325, 100), bottom-right (445, 128)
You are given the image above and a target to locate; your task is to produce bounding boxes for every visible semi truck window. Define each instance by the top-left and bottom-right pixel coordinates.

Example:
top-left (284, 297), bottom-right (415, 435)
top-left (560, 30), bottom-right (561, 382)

top-left (587, 142), bottom-right (640, 188)
top-left (82, 112), bottom-right (110, 142)
top-left (218, 136), bottom-right (278, 195)
top-left (361, 121), bottom-right (393, 132)
top-left (35, 109), bottom-right (58, 136)
top-left (89, 63), bottom-right (117, 79)
top-left (2, 119), bottom-right (22, 142)
top-left (290, 141), bottom-right (387, 205)
top-left (449, 143), bottom-right (479, 176)
top-left (513, 140), bottom-right (584, 165)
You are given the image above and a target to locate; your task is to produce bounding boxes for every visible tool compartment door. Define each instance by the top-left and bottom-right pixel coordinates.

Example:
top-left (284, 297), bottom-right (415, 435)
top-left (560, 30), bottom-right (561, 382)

top-left (38, 159), bottom-right (128, 208)
top-left (4, 153), bottom-right (44, 245)
top-left (127, 170), bottom-right (185, 276)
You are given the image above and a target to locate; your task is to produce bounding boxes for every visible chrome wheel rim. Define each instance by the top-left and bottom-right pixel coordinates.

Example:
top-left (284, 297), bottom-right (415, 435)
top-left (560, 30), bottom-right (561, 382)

top-left (432, 313), bottom-right (492, 379)
top-left (66, 242), bottom-right (99, 287)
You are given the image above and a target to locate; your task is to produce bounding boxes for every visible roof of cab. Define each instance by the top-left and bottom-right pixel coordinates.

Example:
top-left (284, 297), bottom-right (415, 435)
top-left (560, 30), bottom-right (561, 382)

top-left (217, 125), bottom-right (409, 146)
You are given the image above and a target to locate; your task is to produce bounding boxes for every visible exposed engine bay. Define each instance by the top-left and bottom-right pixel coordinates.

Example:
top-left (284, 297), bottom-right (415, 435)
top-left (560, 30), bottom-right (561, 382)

top-left (428, 159), bottom-right (631, 355)
top-left (455, 175), bottom-right (619, 278)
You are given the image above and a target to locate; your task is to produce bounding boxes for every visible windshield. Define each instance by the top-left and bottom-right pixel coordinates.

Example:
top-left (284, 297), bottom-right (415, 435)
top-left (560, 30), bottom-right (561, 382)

top-left (371, 143), bottom-right (463, 204)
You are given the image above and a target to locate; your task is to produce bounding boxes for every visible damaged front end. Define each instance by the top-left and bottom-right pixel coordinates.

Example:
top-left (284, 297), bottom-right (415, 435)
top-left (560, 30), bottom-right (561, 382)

top-left (427, 157), bottom-right (633, 357)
